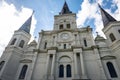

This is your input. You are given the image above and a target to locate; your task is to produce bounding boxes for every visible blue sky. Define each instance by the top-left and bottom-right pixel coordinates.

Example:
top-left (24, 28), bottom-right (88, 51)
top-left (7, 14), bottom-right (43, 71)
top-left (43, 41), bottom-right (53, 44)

top-left (5, 0), bottom-right (83, 36)
top-left (0, 0), bottom-right (120, 56)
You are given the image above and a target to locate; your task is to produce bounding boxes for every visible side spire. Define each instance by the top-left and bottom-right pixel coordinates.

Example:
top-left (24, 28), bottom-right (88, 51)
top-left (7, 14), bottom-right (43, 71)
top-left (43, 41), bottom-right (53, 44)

top-left (59, 1), bottom-right (72, 15)
top-left (18, 11), bottom-right (34, 34)
top-left (98, 4), bottom-right (117, 27)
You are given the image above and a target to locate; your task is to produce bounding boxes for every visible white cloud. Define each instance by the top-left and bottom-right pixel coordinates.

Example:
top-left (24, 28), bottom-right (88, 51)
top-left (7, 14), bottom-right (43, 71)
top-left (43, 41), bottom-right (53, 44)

top-left (76, 0), bottom-right (120, 39)
top-left (0, 1), bottom-right (36, 56)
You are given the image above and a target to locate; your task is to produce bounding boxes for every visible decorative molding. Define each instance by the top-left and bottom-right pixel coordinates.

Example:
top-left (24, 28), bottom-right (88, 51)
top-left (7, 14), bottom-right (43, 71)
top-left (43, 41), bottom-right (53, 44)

top-left (58, 48), bottom-right (73, 52)
top-left (20, 59), bottom-right (32, 63)
top-left (91, 45), bottom-right (99, 49)
top-left (101, 55), bottom-right (116, 60)
top-left (47, 47), bottom-right (58, 51)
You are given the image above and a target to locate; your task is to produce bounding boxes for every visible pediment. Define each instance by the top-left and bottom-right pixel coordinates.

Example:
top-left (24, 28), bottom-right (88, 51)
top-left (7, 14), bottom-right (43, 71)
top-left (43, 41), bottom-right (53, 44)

top-left (101, 55), bottom-right (116, 60)
top-left (20, 59), bottom-right (32, 63)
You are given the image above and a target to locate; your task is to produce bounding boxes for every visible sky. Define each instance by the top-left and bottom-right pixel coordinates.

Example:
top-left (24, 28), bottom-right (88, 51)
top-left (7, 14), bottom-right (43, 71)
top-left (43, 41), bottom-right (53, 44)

top-left (0, 0), bottom-right (120, 56)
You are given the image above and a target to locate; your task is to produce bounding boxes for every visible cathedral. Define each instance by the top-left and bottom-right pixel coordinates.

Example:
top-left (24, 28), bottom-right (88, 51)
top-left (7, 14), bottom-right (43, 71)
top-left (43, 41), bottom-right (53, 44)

top-left (0, 1), bottom-right (120, 80)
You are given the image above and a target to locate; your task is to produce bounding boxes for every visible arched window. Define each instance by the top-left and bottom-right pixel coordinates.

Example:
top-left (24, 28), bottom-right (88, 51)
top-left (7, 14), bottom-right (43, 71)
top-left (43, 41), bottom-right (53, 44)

top-left (59, 65), bottom-right (64, 77)
top-left (19, 65), bottom-right (28, 79)
top-left (59, 24), bottom-right (63, 29)
top-left (84, 39), bottom-right (87, 47)
top-left (19, 40), bottom-right (25, 48)
top-left (109, 33), bottom-right (116, 42)
top-left (44, 42), bottom-right (47, 49)
top-left (66, 64), bottom-right (71, 77)
top-left (67, 24), bottom-right (70, 29)
top-left (107, 62), bottom-right (118, 78)
top-left (0, 61), bottom-right (5, 71)
top-left (64, 44), bottom-right (66, 49)
top-left (10, 38), bottom-right (16, 45)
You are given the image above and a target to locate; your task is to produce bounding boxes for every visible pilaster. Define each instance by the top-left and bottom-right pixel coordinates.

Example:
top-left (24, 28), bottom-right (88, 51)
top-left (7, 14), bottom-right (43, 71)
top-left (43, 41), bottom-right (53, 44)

top-left (46, 47), bottom-right (57, 80)
top-left (92, 45), bottom-right (107, 79)
top-left (73, 47), bottom-right (88, 79)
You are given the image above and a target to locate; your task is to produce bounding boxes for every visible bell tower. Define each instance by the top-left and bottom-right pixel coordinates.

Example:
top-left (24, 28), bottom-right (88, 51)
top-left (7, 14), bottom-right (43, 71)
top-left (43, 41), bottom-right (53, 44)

top-left (54, 1), bottom-right (77, 30)
top-left (99, 4), bottom-right (120, 48)
top-left (99, 4), bottom-right (120, 69)
top-left (0, 13), bottom-right (33, 80)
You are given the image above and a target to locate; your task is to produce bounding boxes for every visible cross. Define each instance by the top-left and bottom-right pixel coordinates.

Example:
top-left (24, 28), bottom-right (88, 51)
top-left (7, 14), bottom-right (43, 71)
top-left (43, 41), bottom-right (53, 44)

top-left (34, 36), bottom-right (37, 39)
top-left (96, 32), bottom-right (99, 36)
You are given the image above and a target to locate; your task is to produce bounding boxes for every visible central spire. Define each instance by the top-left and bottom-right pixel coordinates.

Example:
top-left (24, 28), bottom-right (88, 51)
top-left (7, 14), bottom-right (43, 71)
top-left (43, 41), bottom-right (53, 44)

top-left (59, 1), bottom-right (72, 15)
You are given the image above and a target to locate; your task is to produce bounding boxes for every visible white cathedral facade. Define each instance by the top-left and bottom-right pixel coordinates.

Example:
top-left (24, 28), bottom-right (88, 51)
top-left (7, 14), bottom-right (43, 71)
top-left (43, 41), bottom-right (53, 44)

top-left (0, 2), bottom-right (120, 80)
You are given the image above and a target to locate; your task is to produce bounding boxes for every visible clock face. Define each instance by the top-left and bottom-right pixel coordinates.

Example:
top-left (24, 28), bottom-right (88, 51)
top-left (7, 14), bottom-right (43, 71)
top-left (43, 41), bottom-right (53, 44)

top-left (61, 33), bottom-right (69, 40)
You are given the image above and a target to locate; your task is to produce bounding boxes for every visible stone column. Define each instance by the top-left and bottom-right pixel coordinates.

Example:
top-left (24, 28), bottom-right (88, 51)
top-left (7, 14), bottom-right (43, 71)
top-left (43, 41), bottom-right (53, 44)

top-left (37, 31), bottom-right (43, 48)
top-left (80, 52), bottom-right (87, 79)
top-left (92, 46), bottom-right (107, 79)
top-left (45, 54), bottom-right (50, 80)
top-left (50, 54), bottom-right (55, 80)
top-left (74, 53), bottom-right (79, 79)
top-left (48, 49), bottom-right (56, 80)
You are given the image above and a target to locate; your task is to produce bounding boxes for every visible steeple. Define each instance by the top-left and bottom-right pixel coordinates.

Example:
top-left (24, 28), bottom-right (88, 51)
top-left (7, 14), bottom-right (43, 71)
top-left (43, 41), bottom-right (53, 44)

top-left (18, 12), bottom-right (33, 34)
top-left (59, 1), bottom-right (72, 15)
top-left (98, 4), bottom-right (117, 27)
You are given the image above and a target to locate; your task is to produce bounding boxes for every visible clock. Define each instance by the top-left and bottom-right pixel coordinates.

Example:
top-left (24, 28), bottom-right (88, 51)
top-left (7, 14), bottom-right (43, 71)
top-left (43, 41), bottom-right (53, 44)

top-left (61, 33), bottom-right (69, 40)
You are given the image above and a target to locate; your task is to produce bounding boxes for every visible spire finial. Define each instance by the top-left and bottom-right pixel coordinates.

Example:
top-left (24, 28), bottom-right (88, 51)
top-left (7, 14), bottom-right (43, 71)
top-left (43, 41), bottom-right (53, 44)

top-left (34, 36), bottom-right (37, 39)
top-left (96, 32), bottom-right (99, 36)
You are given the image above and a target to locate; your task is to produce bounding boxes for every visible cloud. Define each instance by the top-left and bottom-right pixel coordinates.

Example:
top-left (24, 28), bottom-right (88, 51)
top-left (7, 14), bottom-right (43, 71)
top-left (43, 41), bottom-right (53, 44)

top-left (76, 0), bottom-right (120, 38)
top-left (0, 1), bottom-right (37, 56)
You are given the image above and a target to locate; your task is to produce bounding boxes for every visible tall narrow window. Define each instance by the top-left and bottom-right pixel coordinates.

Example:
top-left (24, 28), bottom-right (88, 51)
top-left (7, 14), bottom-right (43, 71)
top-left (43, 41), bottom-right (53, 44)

top-left (107, 62), bottom-right (118, 78)
top-left (109, 33), bottom-right (116, 42)
top-left (19, 40), bottom-right (25, 48)
top-left (60, 24), bottom-right (63, 29)
top-left (19, 65), bottom-right (28, 79)
top-left (10, 38), bottom-right (16, 45)
top-left (44, 42), bottom-right (47, 49)
top-left (67, 24), bottom-right (70, 29)
top-left (84, 39), bottom-right (87, 47)
top-left (66, 64), bottom-right (71, 77)
top-left (0, 61), bottom-right (5, 71)
top-left (64, 44), bottom-right (66, 49)
top-left (59, 65), bottom-right (64, 77)
top-left (118, 30), bottom-right (120, 33)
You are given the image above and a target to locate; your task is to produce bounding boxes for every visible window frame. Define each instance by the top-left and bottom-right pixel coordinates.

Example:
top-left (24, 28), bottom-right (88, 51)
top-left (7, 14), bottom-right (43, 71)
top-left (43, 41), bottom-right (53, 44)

top-left (118, 30), bottom-right (120, 33)
top-left (19, 40), bottom-right (25, 48)
top-left (84, 39), bottom-right (87, 47)
top-left (44, 42), bottom-right (47, 49)
top-left (107, 62), bottom-right (118, 78)
top-left (66, 24), bottom-right (70, 29)
top-left (10, 38), bottom-right (17, 45)
top-left (109, 33), bottom-right (116, 42)
top-left (66, 64), bottom-right (72, 77)
top-left (19, 65), bottom-right (28, 79)
top-left (59, 65), bottom-right (64, 78)
top-left (64, 44), bottom-right (66, 49)
top-left (59, 24), bottom-right (63, 29)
